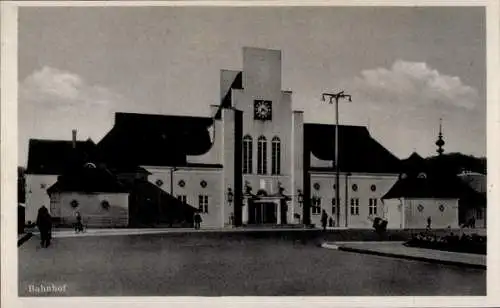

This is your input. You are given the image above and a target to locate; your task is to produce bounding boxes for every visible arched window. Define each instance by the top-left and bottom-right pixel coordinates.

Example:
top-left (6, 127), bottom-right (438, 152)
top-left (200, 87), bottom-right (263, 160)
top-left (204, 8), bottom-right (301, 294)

top-left (257, 136), bottom-right (267, 175)
top-left (243, 135), bottom-right (253, 174)
top-left (271, 136), bottom-right (281, 175)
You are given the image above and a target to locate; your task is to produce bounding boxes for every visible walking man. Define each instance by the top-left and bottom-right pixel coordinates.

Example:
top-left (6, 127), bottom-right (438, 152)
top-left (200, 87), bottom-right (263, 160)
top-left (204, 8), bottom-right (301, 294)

top-left (36, 206), bottom-right (52, 248)
top-left (321, 210), bottom-right (328, 231)
top-left (194, 211), bottom-right (202, 230)
top-left (75, 211), bottom-right (84, 233)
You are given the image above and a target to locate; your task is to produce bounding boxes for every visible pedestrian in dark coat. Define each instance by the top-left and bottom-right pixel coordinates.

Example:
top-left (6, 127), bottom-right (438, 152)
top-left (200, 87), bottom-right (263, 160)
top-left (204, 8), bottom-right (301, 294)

top-left (36, 206), bottom-right (52, 248)
top-left (321, 210), bottom-right (328, 231)
top-left (328, 217), bottom-right (334, 228)
top-left (75, 211), bottom-right (83, 233)
top-left (194, 211), bottom-right (202, 230)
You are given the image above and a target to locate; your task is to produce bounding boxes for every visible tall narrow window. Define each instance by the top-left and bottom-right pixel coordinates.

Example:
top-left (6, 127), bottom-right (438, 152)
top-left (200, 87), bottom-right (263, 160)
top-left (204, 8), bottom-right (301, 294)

top-left (350, 198), bottom-right (360, 216)
top-left (257, 136), bottom-right (267, 175)
top-left (331, 198), bottom-right (339, 215)
top-left (243, 135), bottom-right (253, 174)
top-left (271, 136), bottom-right (281, 175)
top-left (369, 198), bottom-right (378, 216)
top-left (198, 195), bottom-right (209, 213)
top-left (177, 195), bottom-right (187, 204)
top-left (311, 197), bottom-right (322, 215)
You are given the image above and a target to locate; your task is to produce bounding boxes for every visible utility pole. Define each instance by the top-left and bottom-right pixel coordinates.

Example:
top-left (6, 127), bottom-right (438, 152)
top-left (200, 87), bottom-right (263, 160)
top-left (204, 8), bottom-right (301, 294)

top-left (321, 91), bottom-right (352, 228)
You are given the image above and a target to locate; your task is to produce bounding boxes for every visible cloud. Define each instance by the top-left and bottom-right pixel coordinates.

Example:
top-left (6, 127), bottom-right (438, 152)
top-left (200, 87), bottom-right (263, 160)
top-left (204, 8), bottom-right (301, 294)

top-left (20, 66), bottom-right (122, 108)
top-left (19, 66), bottom-right (127, 165)
top-left (348, 60), bottom-right (479, 110)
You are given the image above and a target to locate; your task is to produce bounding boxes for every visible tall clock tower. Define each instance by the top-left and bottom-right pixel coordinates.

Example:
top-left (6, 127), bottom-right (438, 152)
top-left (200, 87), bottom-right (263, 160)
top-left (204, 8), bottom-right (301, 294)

top-left (226, 47), bottom-right (303, 225)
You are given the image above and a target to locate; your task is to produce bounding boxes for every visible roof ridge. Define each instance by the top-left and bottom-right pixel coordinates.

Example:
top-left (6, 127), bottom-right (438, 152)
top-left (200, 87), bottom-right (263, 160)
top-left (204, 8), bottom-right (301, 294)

top-left (115, 112), bottom-right (211, 120)
top-left (29, 138), bottom-right (93, 143)
top-left (304, 123), bottom-right (368, 129)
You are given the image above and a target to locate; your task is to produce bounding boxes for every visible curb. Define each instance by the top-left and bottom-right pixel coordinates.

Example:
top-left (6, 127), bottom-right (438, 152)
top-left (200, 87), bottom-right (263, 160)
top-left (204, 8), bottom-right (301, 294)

top-left (337, 246), bottom-right (486, 270)
top-left (18, 233), bottom-right (33, 247)
top-left (44, 228), bottom-right (323, 238)
top-left (321, 243), bottom-right (339, 249)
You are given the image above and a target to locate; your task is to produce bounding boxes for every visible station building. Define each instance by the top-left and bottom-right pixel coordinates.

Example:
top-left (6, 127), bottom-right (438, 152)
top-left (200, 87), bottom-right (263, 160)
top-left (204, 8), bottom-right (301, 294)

top-left (24, 47), bottom-right (482, 229)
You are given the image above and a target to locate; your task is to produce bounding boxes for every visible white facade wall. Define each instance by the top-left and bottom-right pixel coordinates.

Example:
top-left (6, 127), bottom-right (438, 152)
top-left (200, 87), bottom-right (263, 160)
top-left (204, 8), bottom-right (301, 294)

top-left (143, 166), bottom-right (224, 228)
top-left (51, 192), bottom-right (129, 227)
top-left (309, 173), bottom-right (399, 228)
top-left (382, 199), bottom-right (404, 229)
top-left (25, 174), bottom-right (58, 223)
top-left (404, 198), bottom-right (459, 229)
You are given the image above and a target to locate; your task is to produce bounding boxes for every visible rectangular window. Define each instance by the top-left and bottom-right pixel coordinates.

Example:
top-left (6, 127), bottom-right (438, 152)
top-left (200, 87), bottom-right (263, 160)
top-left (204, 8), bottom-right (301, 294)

top-left (350, 198), bottom-right (360, 216)
top-left (198, 195), bottom-right (209, 213)
top-left (243, 137), bottom-right (253, 174)
top-left (369, 198), bottom-right (378, 216)
top-left (177, 195), bottom-right (187, 204)
top-left (311, 197), bottom-right (322, 215)
top-left (331, 198), bottom-right (340, 214)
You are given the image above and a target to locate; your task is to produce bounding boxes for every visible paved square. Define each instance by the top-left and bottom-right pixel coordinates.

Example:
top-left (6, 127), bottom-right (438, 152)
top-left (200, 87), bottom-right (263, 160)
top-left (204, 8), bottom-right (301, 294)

top-left (19, 234), bottom-right (486, 296)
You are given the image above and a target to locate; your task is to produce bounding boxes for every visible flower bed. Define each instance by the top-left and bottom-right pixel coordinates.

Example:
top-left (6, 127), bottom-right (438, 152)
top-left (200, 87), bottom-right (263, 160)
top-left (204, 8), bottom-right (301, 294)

top-left (404, 231), bottom-right (486, 255)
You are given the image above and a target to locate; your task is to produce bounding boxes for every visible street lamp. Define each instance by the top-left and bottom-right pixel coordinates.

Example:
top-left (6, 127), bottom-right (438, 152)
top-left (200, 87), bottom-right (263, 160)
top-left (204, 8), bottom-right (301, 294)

top-left (227, 187), bottom-right (234, 206)
top-left (321, 91), bottom-right (352, 228)
top-left (297, 189), bottom-right (304, 207)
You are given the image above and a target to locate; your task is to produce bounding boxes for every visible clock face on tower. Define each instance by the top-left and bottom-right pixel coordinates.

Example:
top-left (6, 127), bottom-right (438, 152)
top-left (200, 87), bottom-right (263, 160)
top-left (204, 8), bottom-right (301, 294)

top-left (254, 100), bottom-right (272, 121)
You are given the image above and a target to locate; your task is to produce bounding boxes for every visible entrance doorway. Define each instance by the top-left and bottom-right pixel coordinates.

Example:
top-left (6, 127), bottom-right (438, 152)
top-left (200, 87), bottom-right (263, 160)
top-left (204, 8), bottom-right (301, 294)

top-left (248, 201), bottom-right (277, 224)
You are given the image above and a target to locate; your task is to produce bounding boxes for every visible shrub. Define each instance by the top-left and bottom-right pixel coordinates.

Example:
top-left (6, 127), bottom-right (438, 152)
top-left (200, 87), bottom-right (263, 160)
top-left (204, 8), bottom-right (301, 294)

top-left (405, 231), bottom-right (486, 255)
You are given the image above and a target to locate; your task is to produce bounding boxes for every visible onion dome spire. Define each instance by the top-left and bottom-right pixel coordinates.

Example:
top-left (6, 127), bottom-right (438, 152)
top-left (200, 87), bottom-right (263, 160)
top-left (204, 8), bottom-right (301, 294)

top-left (435, 118), bottom-right (445, 156)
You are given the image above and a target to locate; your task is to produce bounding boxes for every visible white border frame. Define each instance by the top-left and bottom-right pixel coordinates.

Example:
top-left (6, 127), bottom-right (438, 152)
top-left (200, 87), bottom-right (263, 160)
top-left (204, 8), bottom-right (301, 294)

top-left (2, 1), bottom-right (499, 307)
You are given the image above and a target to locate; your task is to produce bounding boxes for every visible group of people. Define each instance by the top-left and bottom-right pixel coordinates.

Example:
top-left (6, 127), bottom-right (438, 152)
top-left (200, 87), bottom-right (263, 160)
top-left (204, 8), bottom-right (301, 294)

top-left (320, 210), bottom-right (334, 231)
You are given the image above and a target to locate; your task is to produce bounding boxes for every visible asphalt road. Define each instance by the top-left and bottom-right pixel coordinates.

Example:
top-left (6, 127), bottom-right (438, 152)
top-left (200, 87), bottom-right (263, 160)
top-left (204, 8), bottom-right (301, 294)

top-left (18, 233), bottom-right (486, 296)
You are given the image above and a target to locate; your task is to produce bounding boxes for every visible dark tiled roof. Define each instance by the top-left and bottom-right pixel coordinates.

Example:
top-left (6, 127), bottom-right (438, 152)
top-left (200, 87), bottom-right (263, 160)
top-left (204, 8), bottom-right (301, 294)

top-left (47, 165), bottom-right (127, 194)
top-left (382, 173), bottom-right (485, 202)
top-left (186, 163), bottom-right (223, 169)
top-left (26, 139), bottom-right (97, 175)
top-left (104, 162), bottom-right (152, 175)
top-left (382, 154), bottom-right (486, 202)
top-left (305, 124), bottom-right (401, 173)
top-left (97, 112), bottom-right (215, 168)
top-left (458, 173), bottom-right (487, 194)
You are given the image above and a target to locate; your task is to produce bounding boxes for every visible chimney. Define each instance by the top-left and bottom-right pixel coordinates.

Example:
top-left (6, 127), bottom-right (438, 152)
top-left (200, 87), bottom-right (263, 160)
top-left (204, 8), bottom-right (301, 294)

top-left (72, 129), bottom-right (77, 149)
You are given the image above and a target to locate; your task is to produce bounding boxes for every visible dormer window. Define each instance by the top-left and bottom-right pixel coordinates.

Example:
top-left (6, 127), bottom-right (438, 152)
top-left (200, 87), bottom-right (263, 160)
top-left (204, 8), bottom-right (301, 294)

top-left (417, 172), bottom-right (427, 179)
top-left (84, 162), bottom-right (96, 169)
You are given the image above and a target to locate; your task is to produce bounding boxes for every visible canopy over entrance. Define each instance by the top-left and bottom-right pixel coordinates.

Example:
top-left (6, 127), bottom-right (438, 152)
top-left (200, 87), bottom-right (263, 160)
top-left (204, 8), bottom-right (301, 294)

top-left (242, 187), bottom-right (291, 225)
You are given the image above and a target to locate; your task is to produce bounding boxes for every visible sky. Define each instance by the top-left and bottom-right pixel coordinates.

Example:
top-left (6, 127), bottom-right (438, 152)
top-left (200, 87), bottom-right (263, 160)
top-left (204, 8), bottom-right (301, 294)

top-left (18, 6), bottom-right (486, 167)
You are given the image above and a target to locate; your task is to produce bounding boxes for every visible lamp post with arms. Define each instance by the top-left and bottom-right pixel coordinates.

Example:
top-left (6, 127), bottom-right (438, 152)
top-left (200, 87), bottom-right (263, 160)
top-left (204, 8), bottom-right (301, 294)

top-left (321, 91), bottom-right (352, 228)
